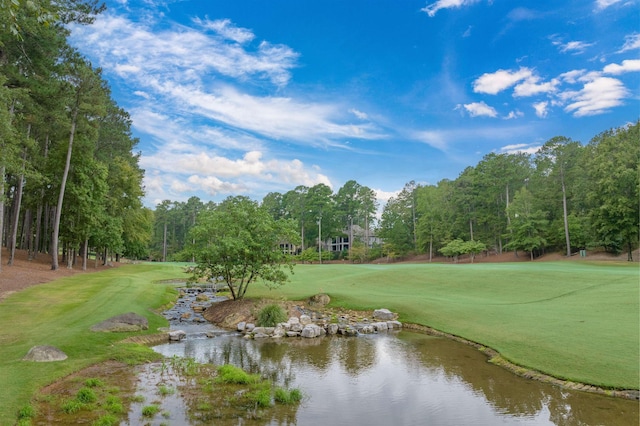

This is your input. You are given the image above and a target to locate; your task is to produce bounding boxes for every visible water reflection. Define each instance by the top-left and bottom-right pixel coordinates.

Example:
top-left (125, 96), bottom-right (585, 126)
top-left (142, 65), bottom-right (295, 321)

top-left (153, 330), bottom-right (638, 426)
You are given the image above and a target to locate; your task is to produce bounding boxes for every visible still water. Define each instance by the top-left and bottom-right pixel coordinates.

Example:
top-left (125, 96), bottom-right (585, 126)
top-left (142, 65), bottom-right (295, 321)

top-left (146, 324), bottom-right (638, 426)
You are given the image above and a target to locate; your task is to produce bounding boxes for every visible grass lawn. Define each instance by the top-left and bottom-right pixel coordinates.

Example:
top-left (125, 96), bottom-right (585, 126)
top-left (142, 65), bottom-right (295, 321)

top-left (0, 262), bottom-right (187, 425)
top-left (0, 260), bottom-right (637, 424)
top-left (248, 261), bottom-right (640, 390)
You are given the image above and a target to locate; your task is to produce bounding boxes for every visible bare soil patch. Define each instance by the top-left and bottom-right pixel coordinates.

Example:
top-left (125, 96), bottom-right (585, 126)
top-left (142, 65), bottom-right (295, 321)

top-left (0, 248), bottom-right (121, 302)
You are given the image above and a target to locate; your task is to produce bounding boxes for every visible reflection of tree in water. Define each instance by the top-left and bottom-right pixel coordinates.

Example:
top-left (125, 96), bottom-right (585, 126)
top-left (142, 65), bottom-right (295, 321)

top-left (397, 333), bottom-right (639, 425)
top-left (329, 336), bottom-right (377, 376)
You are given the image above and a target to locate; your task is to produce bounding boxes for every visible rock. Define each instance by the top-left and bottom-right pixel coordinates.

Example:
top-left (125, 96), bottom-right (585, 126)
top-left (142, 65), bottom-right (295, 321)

top-left (387, 320), bottom-right (402, 329)
top-left (23, 345), bottom-right (67, 362)
top-left (373, 309), bottom-right (395, 321)
top-left (326, 323), bottom-right (339, 335)
top-left (169, 330), bottom-right (186, 341)
top-left (195, 294), bottom-right (209, 301)
top-left (272, 325), bottom-right (286, 338)
top-left (290, 322), bottom-right (303, 333)
top-left (253, 332), bottom-right (270, 339)
top-left (299, 315), bottom-right (312, 326)
top-left (372, 322), bottom-right (388, 331)
top-left (301, 324), bottom-right (323, 338)
top-left (288, 316), bottom-right (300, 325)
top-left (91, 312), bottom-right (149, 332)
top-left (359, 325), bottom-right (375, 334)
top-left (245, 323), bottom-right (255, 332)
top-left (192, 305), bottom-right (205, 313)
top-left (237, 321), bottom-right (246, 332)
top-left (286, 331), bottom-right (300, 337)
top-left (308, 293), bottom-right (331, 307)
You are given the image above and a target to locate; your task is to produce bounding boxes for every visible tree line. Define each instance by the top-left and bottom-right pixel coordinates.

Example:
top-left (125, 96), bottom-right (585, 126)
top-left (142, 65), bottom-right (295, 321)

top-left (151, 122), bottom-right (638, 264)
top-left (0, 1), bottom-right (151, 270)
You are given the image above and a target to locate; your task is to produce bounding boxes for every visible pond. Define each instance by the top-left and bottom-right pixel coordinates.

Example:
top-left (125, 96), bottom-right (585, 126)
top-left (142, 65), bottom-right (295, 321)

top-left (132, 322), bottom-right (638, 426)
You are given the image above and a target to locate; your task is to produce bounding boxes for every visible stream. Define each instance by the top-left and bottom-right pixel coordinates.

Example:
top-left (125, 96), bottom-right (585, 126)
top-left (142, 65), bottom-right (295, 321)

top-left (124, 289), bottom-right (639, 426)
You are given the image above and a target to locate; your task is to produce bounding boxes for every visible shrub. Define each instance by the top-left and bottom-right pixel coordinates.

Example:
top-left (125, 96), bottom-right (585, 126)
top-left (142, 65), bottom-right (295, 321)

top-left (158, 385), bottom-right (175, 396)
top-left (256, 304), bottom-right (287, 327)
top-left (274, 387), bottom-right (303, 404)
top-left (141, 405), bottom-right (160, 417)
top-left (61, 399), bottom-right (85, 414)
top-left (92, 414), bottom-right (118, 426)
top-left (76, 387), bottom-right (98, 404)
top-left (17, 405), bottom-right (36, 419)
top-left (249, 388), bottom-right (272, 408)
top-left (84, 378), bottom-right (104, 388)
top-left (216, 364), bottom-right (260, 385)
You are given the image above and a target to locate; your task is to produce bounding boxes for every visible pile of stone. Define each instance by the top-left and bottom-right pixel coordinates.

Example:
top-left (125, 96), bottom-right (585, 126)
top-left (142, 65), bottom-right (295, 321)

top-left (162, 287), bottom-right (223, 325)
top-left (237, 308), bottom-right (402, 339)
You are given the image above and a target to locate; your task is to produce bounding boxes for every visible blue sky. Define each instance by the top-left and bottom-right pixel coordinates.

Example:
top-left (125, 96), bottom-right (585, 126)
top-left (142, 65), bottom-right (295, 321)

top-left (69, 0), bottom-right (640, 209)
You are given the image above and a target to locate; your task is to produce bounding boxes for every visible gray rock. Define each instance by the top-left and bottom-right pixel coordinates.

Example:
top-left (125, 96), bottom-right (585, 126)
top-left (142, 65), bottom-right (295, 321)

top-left (308, 293), bottom-right (331, 307)
top-left (326, 323), bottom-right (339, 335)
top-left (237, 321), bottom-right (246, 332)
top-left (301, 324), bottom-right (323, 338)
top-left (359, 325), bottom-right (376, 334)
top-left (23, 345), bottom-right (67, 362)
top-left (299, 315), bottom-right (312, 326)
top-left (272, 325), bottom-right (286, 338)
top-left (245, 323), bottom-right (255, 332)
top-left (91, 312), bottom-right (149, 332)
top-left (253, 332), bottom-right (270, 339)
top-left (387, 320), bottom-right (402, 329)
top-left (169, 330), bottom-right (186, 341)
top-left (288, 316), bottom-right (300, 325)
top-left (372, 309), bottom-right (395, 321)
top-left (372, 322), bottom-right (388, 331)
top-left (286, 331), bottom-right (300, 337)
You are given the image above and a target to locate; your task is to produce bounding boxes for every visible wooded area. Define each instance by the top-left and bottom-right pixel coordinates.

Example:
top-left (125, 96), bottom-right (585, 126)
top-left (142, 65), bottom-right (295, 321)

top-left (1, 2), bottom-right (637, 269)
top-left (150, 122), bottom-right (639, 263)
top-left (0, 1), bottom-right (151, 271)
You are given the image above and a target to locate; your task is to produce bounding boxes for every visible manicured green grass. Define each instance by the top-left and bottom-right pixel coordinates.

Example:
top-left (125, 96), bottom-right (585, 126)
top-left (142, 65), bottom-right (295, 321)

top-left (0, 263), bottom-right (187, 425)
top-left (248, 261), bottom-right (640, 390)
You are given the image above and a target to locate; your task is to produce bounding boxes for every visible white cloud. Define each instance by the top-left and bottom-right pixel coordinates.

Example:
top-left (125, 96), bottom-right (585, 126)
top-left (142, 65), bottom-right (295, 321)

top-left (559, 69), bottom-right (586, 83)
top-left (463, 101), bottom-right (498, 117)
top-left (421, 0), bottom-right (480, 17)
top-left (349, 108), bottom-right (369, 120)
top-left (70, 14), bottom-right (298, 87)
top-left (532, 101), bottom-right (549, 118)
top-left (553, 40), bottom-right (594, 54)
top-left (194, 18), bottom-right (255, 44)
top-left (514, 77), bottom-right (559, 97)
top-left (564, 76), bottom-right (629, 116)
top-left (504, 110), bottom-right (523, 120)
top-left (618, 33), bottom-right (640, 52)
top-left (603, 59), bottom-right (640, 74)
top-left (499, 143), bottom-right (541, 155)
top-left (412, 130), bottom-right (449, 151)
top-left (473, 67), bottom-right (533, 94)
top-left (595, 0), bottom-right (624, 9)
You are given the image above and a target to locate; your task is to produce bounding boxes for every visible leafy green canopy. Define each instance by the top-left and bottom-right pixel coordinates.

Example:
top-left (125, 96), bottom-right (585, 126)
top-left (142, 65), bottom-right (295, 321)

top-left (188, 196), bottom-right (299, 299)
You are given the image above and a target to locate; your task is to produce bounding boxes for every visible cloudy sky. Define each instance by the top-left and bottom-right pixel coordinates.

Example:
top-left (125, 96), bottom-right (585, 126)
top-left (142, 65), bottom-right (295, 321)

top-left (69, 0), bottom-right (640, 208)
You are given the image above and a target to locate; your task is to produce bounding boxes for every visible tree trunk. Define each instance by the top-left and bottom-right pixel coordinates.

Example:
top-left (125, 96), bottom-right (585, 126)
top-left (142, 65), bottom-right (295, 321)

top-left (162, 221), bottom-right (167, 262)
top-left (52, 108), bottom-right (78, 270)
top-left (33, 135), bottom-right (49, 259)
top-left (561, 172), bottom-right (571, 257)
top-left (82, 239), bottom-right (88, 270)
top-left (8, 147), bottom-right (27, 265)
top-left (0, 165), bottom-right (4, 272)
top-left (469, 218), bottom-right (474, 241)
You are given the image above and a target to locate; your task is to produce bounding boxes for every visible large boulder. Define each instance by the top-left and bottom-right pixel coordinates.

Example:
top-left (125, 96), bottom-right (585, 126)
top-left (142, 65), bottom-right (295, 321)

top-left (91, 312), bottom-right (149, 332)
top-left (372, 309), bottom-right (395, 321)
top-left (23, 345), bottom-right (67, 362)
top-left (308, 293), bottom-right (330, 307)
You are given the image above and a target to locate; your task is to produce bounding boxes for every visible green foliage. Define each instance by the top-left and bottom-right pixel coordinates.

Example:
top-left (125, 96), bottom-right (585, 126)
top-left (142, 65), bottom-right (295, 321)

top-left (216, 364), bottom-right (260, 385)
top-left (76, 387), bottom-right (98, 403)
top-left (249, 387), bottom-right (272, 408)
top-left (189, 196), bottom-right (299, 299)
top-left (84, 378), bottom-right (104, 388)
top-left (274, 387), bottom-right (303, 404)
top-left (61, 399), bottom-right (85, 414)
top-left (91, 414), bottom-right (118, 426)
top-left (256, 304), bottom-right (288, 327)
top-left (141, 405), bottom-right (160, 417)
top-left (157, 385), bottom-right (175, 396)
top-left (16, 405), bottom-right (36, 420)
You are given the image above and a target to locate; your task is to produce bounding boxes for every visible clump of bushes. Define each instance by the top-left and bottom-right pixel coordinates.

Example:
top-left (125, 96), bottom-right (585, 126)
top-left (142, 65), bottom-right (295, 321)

top-left (256, 304), bottom-right (287, 327)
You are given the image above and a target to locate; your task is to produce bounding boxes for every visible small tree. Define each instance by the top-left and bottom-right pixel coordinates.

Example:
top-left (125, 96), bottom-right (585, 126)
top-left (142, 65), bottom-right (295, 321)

top-left (462, 240), bottom-right (486, 263)
top-left (189, 196), bottom-right (299, 300)
top-left (439, 239), bottom-right (465, 263)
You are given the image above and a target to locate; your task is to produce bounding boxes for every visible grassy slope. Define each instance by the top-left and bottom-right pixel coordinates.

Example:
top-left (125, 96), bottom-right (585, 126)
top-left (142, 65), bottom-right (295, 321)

top-left (248, 261), bottom-right (640, 389)
top-left (0, 263), bottom-right (186, 425)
